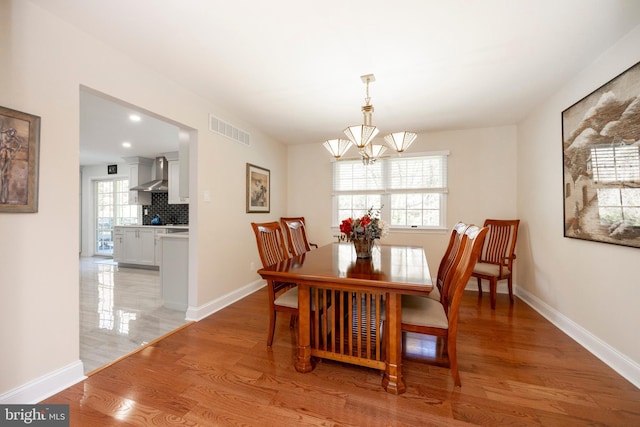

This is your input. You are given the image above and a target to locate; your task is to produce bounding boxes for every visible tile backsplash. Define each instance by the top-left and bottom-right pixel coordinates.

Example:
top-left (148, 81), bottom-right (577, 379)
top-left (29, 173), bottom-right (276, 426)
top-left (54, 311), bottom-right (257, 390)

top-left (142, 193), bottom-right (189, 225)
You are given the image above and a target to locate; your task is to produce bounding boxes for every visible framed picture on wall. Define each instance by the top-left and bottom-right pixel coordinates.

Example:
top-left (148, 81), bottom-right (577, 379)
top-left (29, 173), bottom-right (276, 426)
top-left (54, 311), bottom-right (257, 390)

top-left (561, 61), bottom-right (640, 248)
top-left (0, 106), bottom-right (41, 213)
top-left (246, 163), bottom-right (270, 213)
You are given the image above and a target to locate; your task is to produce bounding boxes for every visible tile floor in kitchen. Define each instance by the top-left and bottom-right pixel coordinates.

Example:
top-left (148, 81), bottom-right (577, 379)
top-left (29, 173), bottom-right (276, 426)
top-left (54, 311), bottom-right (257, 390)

top-left (80, 256), bottom-right (188, 374)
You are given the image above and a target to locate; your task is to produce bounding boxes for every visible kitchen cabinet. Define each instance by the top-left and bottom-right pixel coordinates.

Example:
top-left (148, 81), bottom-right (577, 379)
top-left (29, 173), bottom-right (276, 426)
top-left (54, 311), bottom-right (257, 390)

top-left (113, 227), bottom-right (124, 261)
top-left (113, 226), bottom-right (159, 267)
top-left (168, 159), bottom-right (189, 204)
top-left (159, 233), bottom-right (188, 311)
top-left (124, 157), bottom-right (153, 205)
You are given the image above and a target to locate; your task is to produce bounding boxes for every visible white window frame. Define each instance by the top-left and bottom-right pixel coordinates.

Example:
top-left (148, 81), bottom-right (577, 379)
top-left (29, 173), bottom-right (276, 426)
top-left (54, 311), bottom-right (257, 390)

top-left (332, 151), bottom-right (449, 232)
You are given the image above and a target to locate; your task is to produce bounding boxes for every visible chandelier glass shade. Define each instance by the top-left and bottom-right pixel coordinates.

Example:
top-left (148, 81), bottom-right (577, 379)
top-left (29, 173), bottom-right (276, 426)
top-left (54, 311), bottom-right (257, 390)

top-left (322, 138), bottom-right (352, 159)
top-left (343, 124), bottom-right (379, 149)
top-left (323, 74), bottom-right (416, 165)
top-left (384, 131), bottom-right (417, 153)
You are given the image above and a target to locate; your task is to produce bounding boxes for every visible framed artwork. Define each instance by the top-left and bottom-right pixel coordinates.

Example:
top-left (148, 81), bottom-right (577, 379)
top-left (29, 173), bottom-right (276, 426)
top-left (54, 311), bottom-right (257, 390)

top-left (246, 163), bottom-right (270, 213)
top-left (0, 106), bottom-right (41, 213)
top-left (562, 61), bottom-right (640, 248)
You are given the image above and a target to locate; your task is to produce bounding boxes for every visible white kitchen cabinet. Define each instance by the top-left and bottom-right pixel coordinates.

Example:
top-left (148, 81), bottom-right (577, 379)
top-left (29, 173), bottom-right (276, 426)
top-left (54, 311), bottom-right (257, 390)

top-left (113, 226), bottom-right (159, 267)
top-left (123, 227), bottom-right (155, 265)
top-left (159, 234), bottom-right (188, 311)
top-left (168, 160), bottom-right (189, 204)
top-left (113, 227), bottom-right (124, 261)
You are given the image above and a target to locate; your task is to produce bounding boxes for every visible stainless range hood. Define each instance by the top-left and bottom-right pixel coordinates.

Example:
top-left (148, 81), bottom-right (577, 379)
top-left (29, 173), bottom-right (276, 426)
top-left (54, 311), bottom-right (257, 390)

top-left (131, 156), bottom-right (169, 192)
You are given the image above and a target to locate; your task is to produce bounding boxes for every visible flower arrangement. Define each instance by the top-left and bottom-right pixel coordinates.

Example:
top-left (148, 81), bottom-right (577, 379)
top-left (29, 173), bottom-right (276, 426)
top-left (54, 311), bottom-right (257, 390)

top-left (339, 207), bottom-right (389, 242)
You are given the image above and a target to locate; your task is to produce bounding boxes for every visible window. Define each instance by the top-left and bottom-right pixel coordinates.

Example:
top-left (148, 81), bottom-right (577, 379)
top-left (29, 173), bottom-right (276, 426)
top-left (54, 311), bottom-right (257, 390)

top-left (95, 178), bottom-right (138, 255)
top-left (333, 152), bottom-right (448, 230)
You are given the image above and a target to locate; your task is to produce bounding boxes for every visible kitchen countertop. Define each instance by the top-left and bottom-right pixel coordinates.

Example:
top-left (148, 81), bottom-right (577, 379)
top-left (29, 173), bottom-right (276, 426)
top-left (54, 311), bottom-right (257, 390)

top-left (115, 224), bottom-right (189, 229)
top-left (158, 233), bottom-right (189, 239)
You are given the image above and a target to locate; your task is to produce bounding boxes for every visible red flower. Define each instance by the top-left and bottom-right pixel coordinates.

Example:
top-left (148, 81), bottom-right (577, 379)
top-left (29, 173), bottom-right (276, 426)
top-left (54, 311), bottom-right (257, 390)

top-left (360, 215), bottom-right (371, 227)
top-left (340, 218), bottom-right (353, 235)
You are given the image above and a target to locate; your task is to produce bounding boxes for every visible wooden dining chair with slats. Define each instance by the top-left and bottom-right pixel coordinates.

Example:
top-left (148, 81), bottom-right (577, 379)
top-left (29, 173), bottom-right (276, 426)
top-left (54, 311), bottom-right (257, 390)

top-left (471, 219), bottom-right (520, 309)
top-left (280, 217), bottom-right (318, 257)
top-left (427, 222), bottom-right (468, 306)
top-left (251, 221), bottom-right (299, 346)
top-left (401, 224), bottom-right (488, 387)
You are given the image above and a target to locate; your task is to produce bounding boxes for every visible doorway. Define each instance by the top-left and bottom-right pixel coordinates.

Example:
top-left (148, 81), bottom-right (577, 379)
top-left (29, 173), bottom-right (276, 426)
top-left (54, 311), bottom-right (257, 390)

top-left (79, 87), bottom-right (195, 374)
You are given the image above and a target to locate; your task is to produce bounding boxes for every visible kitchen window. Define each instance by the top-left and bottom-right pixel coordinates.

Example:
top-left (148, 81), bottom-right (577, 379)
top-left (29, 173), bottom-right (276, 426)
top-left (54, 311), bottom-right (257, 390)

top-left (332, 151), bottom-right (449, 230)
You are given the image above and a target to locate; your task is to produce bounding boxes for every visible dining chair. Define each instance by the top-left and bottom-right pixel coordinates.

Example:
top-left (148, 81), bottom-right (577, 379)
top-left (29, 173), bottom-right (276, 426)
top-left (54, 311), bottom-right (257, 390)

top-left (471, 219), bottom-right (520, 309)
top-left (280, 217), bottom-right (318, 257)
top-left (250, 221), bottom-right (298, 346)
top-left (427, 222), bottom-right (468, 305)
top-left (401, 224), bottom-right (488, 387)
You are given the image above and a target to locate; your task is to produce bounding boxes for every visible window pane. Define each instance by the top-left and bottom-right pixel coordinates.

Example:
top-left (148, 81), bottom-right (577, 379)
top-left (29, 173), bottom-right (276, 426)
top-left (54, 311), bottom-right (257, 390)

top-left (338, 194), bottom-right (381, 220)
top-left (423, 209), bottom-right (440, 226)
top-left (334, 160), bottom-right (383, 191)
top-left (389, 156), bottom-right (445, 189)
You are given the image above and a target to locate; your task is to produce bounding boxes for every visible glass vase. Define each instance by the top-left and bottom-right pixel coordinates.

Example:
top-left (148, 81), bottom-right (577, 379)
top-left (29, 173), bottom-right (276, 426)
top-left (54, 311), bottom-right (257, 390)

top-left (353, 237), bottom-right (374, 258)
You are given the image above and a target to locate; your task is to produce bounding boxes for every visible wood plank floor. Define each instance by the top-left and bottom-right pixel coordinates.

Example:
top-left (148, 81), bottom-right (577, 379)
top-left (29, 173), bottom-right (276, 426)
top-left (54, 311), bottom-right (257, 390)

top-left (43, 289), bottom-right (640, 426)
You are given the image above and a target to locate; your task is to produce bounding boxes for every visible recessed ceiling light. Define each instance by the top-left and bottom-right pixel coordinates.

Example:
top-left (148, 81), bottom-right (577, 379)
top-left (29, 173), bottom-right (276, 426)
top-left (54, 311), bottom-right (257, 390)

top-left (129, 114), bottom-right (141, 122)
top-left (122, 142), bottom-right (131, 148)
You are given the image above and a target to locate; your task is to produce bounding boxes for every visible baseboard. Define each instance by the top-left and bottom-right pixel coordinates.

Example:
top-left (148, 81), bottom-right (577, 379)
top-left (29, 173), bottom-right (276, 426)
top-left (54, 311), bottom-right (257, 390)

top-left (516, 286), bottom-right (640, 389)
top-left (0, 361), bottom-right (85, 404)
top-left (186, 279), bottom-right (265, 321)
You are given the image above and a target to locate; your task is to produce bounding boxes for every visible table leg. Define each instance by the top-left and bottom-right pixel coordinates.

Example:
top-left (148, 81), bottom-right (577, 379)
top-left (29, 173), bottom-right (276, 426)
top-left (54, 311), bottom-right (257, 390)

top-left (382, 292), bottom-right (406, 394)
top-left (295, 283), bottom-right (315, 373)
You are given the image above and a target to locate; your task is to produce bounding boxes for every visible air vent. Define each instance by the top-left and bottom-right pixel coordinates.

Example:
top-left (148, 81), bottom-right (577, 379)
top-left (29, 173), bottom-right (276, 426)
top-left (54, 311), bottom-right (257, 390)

top-left (209, 114), bottom-right (250, 146)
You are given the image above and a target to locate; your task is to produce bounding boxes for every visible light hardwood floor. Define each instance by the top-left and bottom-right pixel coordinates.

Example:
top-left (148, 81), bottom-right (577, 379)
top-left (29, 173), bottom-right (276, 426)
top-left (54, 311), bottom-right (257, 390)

top-left (53, 286), bottom-right (639, 426)
top-left (80, 256), bottom-right (189, 374)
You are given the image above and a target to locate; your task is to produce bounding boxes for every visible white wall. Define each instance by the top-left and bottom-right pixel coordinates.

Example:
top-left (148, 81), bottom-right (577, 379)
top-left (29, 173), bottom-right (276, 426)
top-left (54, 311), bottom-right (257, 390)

top-left (0, 0), bottom-right (287, 401)
top-left (288, 125), bottom-right (518, 280)
top-left (517, 25), bottom-right (640, 384)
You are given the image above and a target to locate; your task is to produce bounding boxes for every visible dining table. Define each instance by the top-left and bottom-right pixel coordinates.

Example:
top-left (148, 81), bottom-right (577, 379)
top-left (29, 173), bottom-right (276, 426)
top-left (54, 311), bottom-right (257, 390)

top-left (257, 241), bottom-right (433, 394)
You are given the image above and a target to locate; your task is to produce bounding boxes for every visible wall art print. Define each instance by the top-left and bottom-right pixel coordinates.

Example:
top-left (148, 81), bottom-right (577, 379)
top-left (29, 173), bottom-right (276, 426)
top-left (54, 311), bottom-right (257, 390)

top-left (246, 163), bottom-right (270, 213)
top-left (562, 61), bottom-right (640, 248)
top-left (0, 106), bottom-right (41, 213)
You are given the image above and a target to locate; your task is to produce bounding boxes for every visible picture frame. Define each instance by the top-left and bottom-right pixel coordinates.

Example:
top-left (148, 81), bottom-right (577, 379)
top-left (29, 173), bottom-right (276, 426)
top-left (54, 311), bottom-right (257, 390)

top-left (246, 163), bottom-right (270, 213)
top-left (562, 61), bottom-right (640, 248)
top-left (0, 106), bottom-right (41, 213)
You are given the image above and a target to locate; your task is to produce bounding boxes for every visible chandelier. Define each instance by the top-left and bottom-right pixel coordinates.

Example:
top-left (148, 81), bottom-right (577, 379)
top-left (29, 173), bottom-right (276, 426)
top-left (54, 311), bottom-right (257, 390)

top-left (323, 74), bottom-right (417, 165)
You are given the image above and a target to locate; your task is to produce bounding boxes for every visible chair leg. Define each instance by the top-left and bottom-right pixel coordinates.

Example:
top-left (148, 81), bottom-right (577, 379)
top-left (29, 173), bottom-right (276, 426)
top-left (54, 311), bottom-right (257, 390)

top-left (476, 277), bottom-right (483, 294)
top-left (490, 278), bottom-right (497, 310)
top-left (267, 310), bottom-right (276, 347)
top-left (508, 276), bottom-right (514, 303)
top-left (447, 333), bottom-right (461, 387)
top-left (289, 314), bottom-right (297, 328)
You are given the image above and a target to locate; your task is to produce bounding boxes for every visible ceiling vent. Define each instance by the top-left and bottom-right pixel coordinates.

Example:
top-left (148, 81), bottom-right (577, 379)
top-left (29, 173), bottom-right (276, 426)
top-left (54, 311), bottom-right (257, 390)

top-left (209, 114), bottom-right (250, 146)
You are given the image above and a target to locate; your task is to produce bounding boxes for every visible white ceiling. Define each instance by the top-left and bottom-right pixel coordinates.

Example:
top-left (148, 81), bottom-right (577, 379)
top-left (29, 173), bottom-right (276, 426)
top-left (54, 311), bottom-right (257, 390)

top-left (28, 0), bottom-right (640, 165)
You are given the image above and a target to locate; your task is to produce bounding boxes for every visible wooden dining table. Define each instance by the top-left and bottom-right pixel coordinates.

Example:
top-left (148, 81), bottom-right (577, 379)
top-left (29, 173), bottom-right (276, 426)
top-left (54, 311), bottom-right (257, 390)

top-left (257, 242), bottom-right (433, 394)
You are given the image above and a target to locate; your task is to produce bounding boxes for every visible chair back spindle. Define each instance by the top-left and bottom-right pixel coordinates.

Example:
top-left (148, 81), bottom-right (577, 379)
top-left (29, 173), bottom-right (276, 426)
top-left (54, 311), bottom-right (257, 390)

top-left (281, 217), bottom-right (318, 256)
